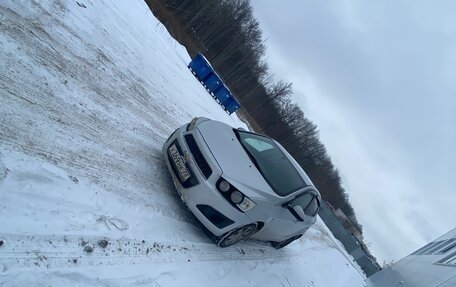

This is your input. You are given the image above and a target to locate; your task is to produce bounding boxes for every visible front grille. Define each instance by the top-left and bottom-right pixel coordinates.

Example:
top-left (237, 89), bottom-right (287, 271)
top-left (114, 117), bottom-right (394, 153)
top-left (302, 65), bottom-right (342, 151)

top-left (168, 140), bottom-right (198, 188)
top-left (184, 134), bottom-right (212, 179)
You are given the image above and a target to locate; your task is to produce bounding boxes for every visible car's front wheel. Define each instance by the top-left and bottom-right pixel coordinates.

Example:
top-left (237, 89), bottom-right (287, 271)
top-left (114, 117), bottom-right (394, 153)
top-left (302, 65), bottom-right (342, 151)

top-left (271, 234), bottom-right (302, 249)
top-left (216, 223), bottom-right (258, 247)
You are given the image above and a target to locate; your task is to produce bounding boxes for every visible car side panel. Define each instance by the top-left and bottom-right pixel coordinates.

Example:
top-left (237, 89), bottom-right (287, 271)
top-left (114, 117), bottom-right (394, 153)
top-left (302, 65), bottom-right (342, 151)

top-left (249, 203), bottom-right (315, 242)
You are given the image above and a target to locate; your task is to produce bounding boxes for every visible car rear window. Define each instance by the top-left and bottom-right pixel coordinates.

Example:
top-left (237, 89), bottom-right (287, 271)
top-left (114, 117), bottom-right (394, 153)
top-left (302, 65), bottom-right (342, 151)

top-left (235, 130), bottom-right (306, 196)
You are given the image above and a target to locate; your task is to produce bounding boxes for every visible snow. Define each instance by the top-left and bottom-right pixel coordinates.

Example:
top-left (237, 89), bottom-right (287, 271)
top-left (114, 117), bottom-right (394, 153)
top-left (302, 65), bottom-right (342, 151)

top-left (0, 0), bottom-right (366, 286)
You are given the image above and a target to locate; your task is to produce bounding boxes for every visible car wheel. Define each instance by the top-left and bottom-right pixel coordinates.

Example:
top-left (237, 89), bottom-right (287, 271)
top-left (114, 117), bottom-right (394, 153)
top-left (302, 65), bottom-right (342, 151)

top-left (217, 223), bottom-right (258, 248)
top-left (271, 234), bottom-right (302, 249)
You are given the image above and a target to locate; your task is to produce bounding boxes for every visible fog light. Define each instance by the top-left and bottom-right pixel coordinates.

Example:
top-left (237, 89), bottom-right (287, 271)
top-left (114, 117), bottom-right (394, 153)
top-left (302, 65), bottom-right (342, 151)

top-left (218, 180), bottom-right (231, 192)
top-left (230, 190), bottom-right (243, 204)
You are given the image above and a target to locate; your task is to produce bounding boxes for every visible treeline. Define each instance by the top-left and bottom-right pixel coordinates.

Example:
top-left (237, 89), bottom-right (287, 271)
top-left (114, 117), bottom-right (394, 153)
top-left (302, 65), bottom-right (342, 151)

top-left (145, 0), bottom-right (362, 233)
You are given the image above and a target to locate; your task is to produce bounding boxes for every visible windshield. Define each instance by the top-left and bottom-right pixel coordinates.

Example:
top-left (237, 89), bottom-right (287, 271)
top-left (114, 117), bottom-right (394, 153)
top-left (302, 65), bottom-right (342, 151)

top-left (235, 130), bottom-right (306, 196)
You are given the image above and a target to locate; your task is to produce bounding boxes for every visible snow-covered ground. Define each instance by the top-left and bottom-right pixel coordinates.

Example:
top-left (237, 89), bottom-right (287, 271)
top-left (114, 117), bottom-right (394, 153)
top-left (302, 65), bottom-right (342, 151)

top-left (0, 0), bottom-right (366, 286)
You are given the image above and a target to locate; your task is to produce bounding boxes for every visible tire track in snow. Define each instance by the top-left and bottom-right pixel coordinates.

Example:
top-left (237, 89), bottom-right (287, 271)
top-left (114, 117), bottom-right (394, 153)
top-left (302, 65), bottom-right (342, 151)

top-left (0, 2), bottom-right (180, 193)
top-left (0, 0), bottom-right (285, 271)
top-left (0, 234), bottom-right (289, 271)
top-left (0, 72), bottom-right (178, 205)
top-left (0, 0), bottom-right (202, 234)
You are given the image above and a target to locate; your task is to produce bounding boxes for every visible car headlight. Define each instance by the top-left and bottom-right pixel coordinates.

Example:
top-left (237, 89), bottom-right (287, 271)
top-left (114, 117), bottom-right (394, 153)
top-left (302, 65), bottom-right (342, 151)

top-left (237, 196), bottom-right (256, 212)
top-left (230, 190), bottom-right (243, 204)
top-left (231, 190), bottom-right (256, 212)
top-left (218, 180), bottom-right (231, 192)
top-left (186, 117), bottom-right (199, 131)
top-left (216, 178), bottom-right (256, 212)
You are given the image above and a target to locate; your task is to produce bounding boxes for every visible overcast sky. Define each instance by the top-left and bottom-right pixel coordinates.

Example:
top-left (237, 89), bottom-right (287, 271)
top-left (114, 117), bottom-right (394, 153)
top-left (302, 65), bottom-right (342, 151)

top-left (251, 0), bottom-right (455, 262)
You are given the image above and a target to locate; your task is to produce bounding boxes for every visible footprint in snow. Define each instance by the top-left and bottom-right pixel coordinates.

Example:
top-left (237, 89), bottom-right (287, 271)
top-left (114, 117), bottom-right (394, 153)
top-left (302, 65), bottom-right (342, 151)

top-left (0, 155), bottom-right (8, 182)
top-left (68, 175), bottom-right (79, 183)
top-left (76, 2), bottom-right (86, 8)
top-left (96, 215), bottom-right (129, 231)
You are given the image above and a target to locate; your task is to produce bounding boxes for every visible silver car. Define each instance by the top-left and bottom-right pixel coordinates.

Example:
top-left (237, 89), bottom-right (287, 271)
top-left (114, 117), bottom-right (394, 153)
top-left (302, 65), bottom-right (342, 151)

top-left (163, 117), bottom-right (321, 248)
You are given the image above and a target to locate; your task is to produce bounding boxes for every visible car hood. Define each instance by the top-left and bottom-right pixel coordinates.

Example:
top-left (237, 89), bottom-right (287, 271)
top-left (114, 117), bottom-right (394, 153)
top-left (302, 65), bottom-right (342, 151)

top-left (196, 121), bottom-right (279, 202)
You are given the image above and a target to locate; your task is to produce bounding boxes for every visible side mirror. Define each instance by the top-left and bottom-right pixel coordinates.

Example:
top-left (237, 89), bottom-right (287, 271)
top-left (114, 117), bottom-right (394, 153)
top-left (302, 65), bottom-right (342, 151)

top-left (292, 205), bottom-right (305, 221)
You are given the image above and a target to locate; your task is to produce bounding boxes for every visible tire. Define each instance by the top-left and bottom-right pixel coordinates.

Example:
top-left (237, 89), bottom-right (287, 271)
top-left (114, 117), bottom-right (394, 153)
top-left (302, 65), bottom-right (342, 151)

top-left (216, 223), bottom-right (258, 248)
top-left (271, 234), bottom-right (302, 249)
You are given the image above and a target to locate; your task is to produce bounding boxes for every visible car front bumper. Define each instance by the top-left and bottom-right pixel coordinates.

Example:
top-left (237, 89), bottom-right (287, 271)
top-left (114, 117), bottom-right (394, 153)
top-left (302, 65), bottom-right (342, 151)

top-left (162, 124), bottom-right (253, 237)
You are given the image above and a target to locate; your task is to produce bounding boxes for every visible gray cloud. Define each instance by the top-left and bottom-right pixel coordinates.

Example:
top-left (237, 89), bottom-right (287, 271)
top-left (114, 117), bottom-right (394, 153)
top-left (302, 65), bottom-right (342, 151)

top-left (252, 0), bottom-right (455, 261)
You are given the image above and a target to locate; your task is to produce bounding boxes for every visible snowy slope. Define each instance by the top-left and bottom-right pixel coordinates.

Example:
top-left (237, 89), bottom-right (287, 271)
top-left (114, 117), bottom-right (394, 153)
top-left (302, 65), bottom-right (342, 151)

top-left (0, 0), bottom-right (366, 286)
